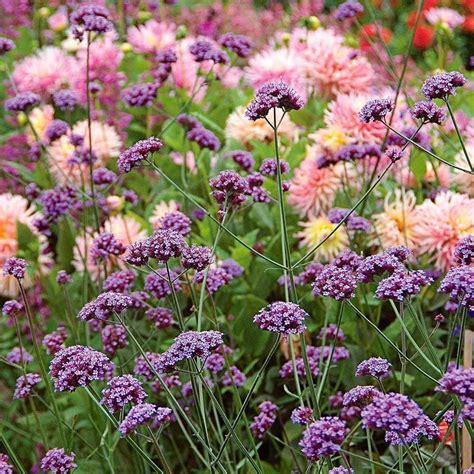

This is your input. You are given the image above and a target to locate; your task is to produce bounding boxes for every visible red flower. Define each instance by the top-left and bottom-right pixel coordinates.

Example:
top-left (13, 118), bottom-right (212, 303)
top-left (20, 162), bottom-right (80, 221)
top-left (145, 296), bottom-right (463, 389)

top-left (413, 25), bottom-right (435, 50)
top-left (462, 15), bottom-right (474, 33)
top-left (359, 24), bottom-right (393, 51)
top-left (437, 421), bottom-right (454, 445)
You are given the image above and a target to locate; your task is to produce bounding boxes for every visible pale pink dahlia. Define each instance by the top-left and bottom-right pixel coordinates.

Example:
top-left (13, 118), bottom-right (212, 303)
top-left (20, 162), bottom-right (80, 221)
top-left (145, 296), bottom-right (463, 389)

top-left (149, 200), bottom-right (181, 229)
top-left (324, 93), bottom-right (388, 144)
top-left (288, 157), bottom-right (342, 217)
top-left (372, 190), bottom-right (420, 250)
top-left (452, 145), bottom-right (474, 196)
top-left (48, 120), bottom-right (122, 185)
top-left (127, 20), bottom-right (176, 54)
top-left (0, 194), bottom-right (52, 296)
top-left (425, 8), bottom-right (465, 29)
top-left (27, 105), bottom-right (54, 143)
top-left (299, 29), bottom-right (374, 97)
top-left (245, 48), bottom-right (306, 99)
top-left (12, 47), bottom-right (77, 96)
top-left (225, 106), bottom-right (297, 145)
top-left (414, 191), bottom-right (474, 271)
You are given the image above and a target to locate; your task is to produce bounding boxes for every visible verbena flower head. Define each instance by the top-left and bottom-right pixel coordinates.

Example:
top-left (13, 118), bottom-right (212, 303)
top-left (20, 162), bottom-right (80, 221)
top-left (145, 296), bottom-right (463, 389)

top-left (299, 417), bottom-right (348, 461)
top-left (3, 257), bottom-right (27, 279)
top-left (187, 126), bottom-right (221, 151)
top-left (52, 89), bottom-right (78, 111)
top-left (436, 367), bottom-right (474, 404)
top-left (313, 264), bottom-right (358, 300)
top-left (204, 353), bottom-right (225, 373)
top-left (13, 373), bottom-right (41, 399)
top-left (78, 292), bottom-right (134, 321)
top-left (5, 92), bottom-right (40, 112)
top-left (375, 270), bottom-right (432, 301)
top-left (145, 269), bottom-right (182, 299)
top-left (146, 307), bottom-right (175, 329)
top-left (356, 357), bottom-right (392, 379)
top-left (118, 137), bottom-right (163, 173)
top-left (45, 119), bottom-right (69, 143)
top-left (70, 5), bottom-right (112, 41)
top-left (410, 101), bottom-right (446, 124)
top-left (49, 345), bottom-right (114, 392)
top-left (250, 401), bottom-right (278, 439)
top-left (245, 81), bottom-right (305, 121)
top-left (361, 392), bottom-right (438, 445)
top-left (42, 326), bottom-right (68, 355)
top-left (101, 375), bottom-right (147, 413)
top-left (329, 468), bottom-right (354, 474)
top-left (56, 270), bottom-right (71, 285)
top-left (453, 235), bottom-right (474, 266)
top-left (0, 453), bottom-right (13, 473)
top-left (209, 170), bottom-right (250, 207)
top-left (318, 324), bottom-right (346, 342)
top-left (134, 352), bottom-right (161, 381)
top-left (122, 82), bottom-right (160, 107)
top-left (253, 301), bottom-right (308, 335)
top-left (227, 150), bottom-right (255, 171)
top-left (343, 385), bottom-right (381, 407)
top-left (259, 158), bottom-right (290, 176)
top-left (101, 325), bottom-right (128, 356)
top-left (335, 0), bottom-right (364, 21)
top-left (156, 47), bottom-right (177, 63)
top-left (222, 366), bottom-right (246, 387)
top-left (358, 98), bottom-right (393, 123)
top-left (90, 232), bottom-right (126, 263)
top-left (119, 404), bottom-right (172, 436)
top-left (356, 253), bottom-right (403, 283)
top-left (156, 211), bottom-right (192, 236)
top-left (291, 406), bottom-right (314, 425)
top-left (157, 330), bottom-right (224, 372)
top-left (421, 71), bottom-right (467, 100)
top-left (102, 270), bottom-right (136, 293)
top-left (181, 245), bottom-right (213, 271)
top-left (144, 229), bottom-right (185, 261)
top-left (189, 39), bottom-right (214, 61)
top-left (6, 347), bottom-right (33, 365)
top-left (150, 406), bottom-right (174, 429)
top-left (123, 240), bottom-right (150, 266)
top-left (219, 33), bottom-right (252, 58)
top-left (2, 299), bottom-right (22, 317)
top-left (438, 266), bottom-right (474, 310)
top-left (40, 448), bottom-right (76, 474)
top-left (0, 37), bottom-right (15, 55)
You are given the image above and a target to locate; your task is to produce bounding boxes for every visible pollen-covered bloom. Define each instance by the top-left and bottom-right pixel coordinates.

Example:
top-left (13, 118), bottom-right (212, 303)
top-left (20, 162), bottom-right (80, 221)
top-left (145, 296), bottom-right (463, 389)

top-left (414, 191), bottom-right (473, 271)
top-left (40, 448), bottom-right (76, 474)
top-left (254, 301), bottom-right (308, 335)
top-left (299, 417), bottom-right (348, 461)
top-left (101, 375), bottom-right (147, 413)
top-left (356, 358), bottom-right (391, 379)
top-left (49, 345), bottom-right (114, 392)
top-left (13, 373), bottom-right (41, 399)
top-left (361, 392), bottom-right (438, 445)
top-left (296, 215), bottom-right (349, 262)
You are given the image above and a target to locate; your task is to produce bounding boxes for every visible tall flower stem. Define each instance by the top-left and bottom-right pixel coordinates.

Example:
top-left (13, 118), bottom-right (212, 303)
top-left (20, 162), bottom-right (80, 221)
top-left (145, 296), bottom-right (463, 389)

top-left (445, 99), bottom-right (473, 171)
top-left (85, 32), bottom-right (101, 233)
top-left (18, 282), bottom-right (67, 446)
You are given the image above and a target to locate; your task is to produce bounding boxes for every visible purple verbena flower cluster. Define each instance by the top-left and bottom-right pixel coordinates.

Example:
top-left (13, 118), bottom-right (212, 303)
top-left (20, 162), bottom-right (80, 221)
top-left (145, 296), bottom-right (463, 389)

top-left (118, 137), bottom-right (163, 173)
top-left (101, 375), bottom-right (147, 413)
top-left (250, 401), bottom-right (278, 439)
top-left (356, 357), bottom-right (391, 379)
top-left (40, 448), bottom-right (76, 474)
top-left (253, 301), bottom-right (308, 335)
top-left (421, 71), bottom-right (467, 100)
top-left (13, 373), bottom-right (41, 399)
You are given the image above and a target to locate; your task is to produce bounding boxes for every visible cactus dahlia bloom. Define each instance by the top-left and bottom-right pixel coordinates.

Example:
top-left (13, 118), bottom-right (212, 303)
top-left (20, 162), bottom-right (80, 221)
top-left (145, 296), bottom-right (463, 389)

top-left (225, 106), bottom-right (297, 145)
top-left (0, 193), bottom-right (52, 297)
top-left (47, 120), bottom-right (122, 185)
top-left (414, 191), bottom-right (474, 271)
top-left (127, 20), bottom-right (176, 54)
top-left (372, 190), bottom-right (420, 250)
top-left (296, 215), bottom-right (349, 262)
top-left (12, 46), bottom-right (77, 96)
top-left (73, 215), bottom-right (146, 276)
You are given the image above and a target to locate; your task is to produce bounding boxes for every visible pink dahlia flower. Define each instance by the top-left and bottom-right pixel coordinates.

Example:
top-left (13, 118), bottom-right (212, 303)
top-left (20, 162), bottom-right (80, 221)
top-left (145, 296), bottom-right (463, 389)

top-left (127, 20), bottom-right (176, 54)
